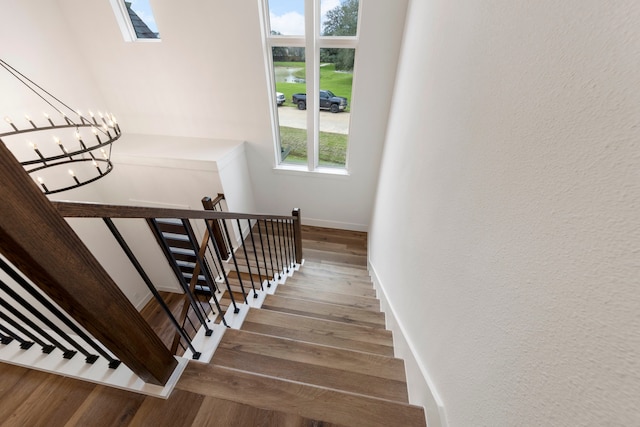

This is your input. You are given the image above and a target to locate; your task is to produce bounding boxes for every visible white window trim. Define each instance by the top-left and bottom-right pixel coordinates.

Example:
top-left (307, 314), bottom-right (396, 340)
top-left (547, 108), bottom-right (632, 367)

top-left (264, 0), bottom-right (359, 173)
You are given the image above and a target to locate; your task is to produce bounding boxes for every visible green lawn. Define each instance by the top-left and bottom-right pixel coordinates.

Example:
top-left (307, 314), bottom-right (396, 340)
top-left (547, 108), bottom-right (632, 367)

top-left (279, 126), bottom-right (347, 167)
top-left (274, 62), bottom-right (352, 110)
top-left (274, 61), bottom-right (351, 167)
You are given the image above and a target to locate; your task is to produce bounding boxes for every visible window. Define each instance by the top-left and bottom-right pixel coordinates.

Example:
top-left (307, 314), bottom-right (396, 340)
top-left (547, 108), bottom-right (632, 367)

top-left (265, 0), bottom-right (359, 171)
top-left (111, 0), bottom-right (160, 41)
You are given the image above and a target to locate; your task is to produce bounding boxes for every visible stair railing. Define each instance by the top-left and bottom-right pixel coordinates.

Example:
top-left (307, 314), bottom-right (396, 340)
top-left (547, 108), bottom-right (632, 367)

top-left (0, 256), bottom-right (122, 368)
top-left (53, 198), bottom-right (302, 359)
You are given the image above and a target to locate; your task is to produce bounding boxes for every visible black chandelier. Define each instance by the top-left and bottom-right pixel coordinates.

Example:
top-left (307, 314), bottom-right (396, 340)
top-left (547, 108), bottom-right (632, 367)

top-left (0, 59), bottom-right (121, 195)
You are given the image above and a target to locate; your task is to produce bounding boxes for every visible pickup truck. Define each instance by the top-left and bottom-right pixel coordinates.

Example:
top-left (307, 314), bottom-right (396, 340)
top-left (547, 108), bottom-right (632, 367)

top-left (291, 90), bottom-right (348, 113)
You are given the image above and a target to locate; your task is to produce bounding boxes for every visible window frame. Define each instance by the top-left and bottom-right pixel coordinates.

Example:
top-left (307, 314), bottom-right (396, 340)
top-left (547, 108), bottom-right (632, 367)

top-left (264, 0), bottom-right (360, 172)
top-left (110, 0), bottom-right (161, 43)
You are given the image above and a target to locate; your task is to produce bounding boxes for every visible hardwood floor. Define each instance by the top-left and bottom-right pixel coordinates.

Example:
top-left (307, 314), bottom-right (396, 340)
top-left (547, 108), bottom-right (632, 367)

top-left (0, 225), bottom-right (426, 426)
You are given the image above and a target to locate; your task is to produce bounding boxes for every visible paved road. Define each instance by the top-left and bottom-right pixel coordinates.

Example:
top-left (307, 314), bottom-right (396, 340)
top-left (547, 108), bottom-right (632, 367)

top-left (277, 106), bottom-right (350, 135)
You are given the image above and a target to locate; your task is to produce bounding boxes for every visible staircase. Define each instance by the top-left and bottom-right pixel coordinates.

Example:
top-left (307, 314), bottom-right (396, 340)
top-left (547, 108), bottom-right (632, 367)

top-left (172, 225), bottom-right (427, 426)
top-left (0, 195), bottom-right (427, 425)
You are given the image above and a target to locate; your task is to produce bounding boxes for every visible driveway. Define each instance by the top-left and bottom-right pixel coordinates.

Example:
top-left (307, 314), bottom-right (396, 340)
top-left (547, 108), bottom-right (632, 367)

top-left (276, 106), bottom-right (350, 135)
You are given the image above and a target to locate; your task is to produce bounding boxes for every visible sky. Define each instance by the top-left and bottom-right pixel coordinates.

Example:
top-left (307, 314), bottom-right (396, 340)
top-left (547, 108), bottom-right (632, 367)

top-left (269, 0), bottom-right (342, 35)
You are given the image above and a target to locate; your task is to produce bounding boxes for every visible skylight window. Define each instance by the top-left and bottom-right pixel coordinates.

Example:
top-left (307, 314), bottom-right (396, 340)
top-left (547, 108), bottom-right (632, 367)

top-left (111, 0), bottom-right (160, 41)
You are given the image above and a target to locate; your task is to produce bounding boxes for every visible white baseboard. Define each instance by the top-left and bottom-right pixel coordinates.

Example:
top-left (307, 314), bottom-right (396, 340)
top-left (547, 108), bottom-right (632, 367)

top-left (302, 217), bottom-right (368, 232)
top-left (368, 261), bottom-right (448, 427)
top-left (134, 291), bottom-right (154, 311)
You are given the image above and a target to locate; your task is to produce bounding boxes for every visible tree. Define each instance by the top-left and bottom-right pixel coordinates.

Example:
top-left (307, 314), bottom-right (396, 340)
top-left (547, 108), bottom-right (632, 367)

top-left (322, 0), bottom-right (359, 37)
top-left (321, 0), bottom-right (358, 71)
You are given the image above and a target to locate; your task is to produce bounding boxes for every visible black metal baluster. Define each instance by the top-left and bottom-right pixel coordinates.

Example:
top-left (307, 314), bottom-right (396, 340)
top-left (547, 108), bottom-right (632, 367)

top-left (192, 245), bottom-right (218, 315)
top-left (282, 219), bottom-right (293, 271)
top-left (278, 219), bottom-right (286, 274)
top-left (288, 220), bottom-right (294, 267)
top-left (248, 219), bottom-right (264, 291)
top-left (285, 218), bottom-right (294, 269)
top-left (279, 219), bottom-right (290, 273)
top-left (0, 258), bottom-right (119, 366)
top-left (148, 218), bottom-right (214, 336)
top-left (236, 219), bottom-right (257, 298)
top-left (105, 218), bottom-right (203, 359)
top-left (0, 279), bottom-right (96, 360)
top-left (202, 218), bottom-right (238, 318)
top-left (181, 219), bottom-right (229, 322)
top-left (263, 219), bottom-right (276, 285)
top-left (270, 219), bottom-right (283, 279)
top-left (257, 220), bottom-right (272, 288)
top-left (0, 308), bottom-right (49, 352)
top-left (212, 203), bottom-right (232, 260)
top-left (184, 313), bottom-right (198, 334)
top-left (217, 218), bottom-right (248, 305)
top-left (201, 269), bottom-right (218, 311)
top-left (291, 219), bottom-right (302, 264)
top-left (204, 244), bottom-right (223, 286)
top-left (0, 323), bottom-right (33, 349)
top-left (0, 331), bottom-right (14, 345)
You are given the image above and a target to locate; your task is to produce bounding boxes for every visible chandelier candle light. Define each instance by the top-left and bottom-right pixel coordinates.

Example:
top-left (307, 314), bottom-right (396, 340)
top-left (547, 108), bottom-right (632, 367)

top-left (0, 59), bottom-right (121, 195)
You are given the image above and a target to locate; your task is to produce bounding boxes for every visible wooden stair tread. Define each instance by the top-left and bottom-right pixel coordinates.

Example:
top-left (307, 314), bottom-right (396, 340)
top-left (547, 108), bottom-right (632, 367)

top-left (301, 225), bottom-right (367, 243)
top-left (242, 309), bottom-right (394, 356)
top-left (261, 294), bottom-right (386, 328)
top-left (177, 363), bottom-right (426, 427)
top-left (219, 329), bottom-right (406, 381)
top-left (274, 285), bottom-right (380, 311)
top-left (299, 239), bottom-right (367, 256)
top-left (191, 395), bottom-right (345, 427)
top-left (302, 248), bottom-right (367, 267)
top-left (213, 348), bottom-right (409, 403)
top-left (287, 268), bottom-right (372, 282)
top-left (303, 260), bottom-right (369, 275)
top-left (282, 276), bottom-right (377, 297)
top-left (290, 268), bottom-right (372, 283)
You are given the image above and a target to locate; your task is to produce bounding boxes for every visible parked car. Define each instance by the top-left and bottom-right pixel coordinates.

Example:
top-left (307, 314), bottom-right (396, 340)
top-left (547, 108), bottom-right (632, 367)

top-left (291, 90), bottom-right (348, 113)
top-left (276, 92), bottom-right (285, 106)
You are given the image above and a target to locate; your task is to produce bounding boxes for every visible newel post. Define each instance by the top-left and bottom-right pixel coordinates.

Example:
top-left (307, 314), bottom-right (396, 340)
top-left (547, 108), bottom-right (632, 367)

top-left (0, 142), bottom-right (177, 385)
top-left (292, 208), bottom-right (302, 264)
top-left (202, 195), bottom-right (230, 259)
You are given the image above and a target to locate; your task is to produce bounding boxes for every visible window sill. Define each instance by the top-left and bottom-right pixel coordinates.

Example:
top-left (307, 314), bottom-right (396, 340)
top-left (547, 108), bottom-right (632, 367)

top-left (273, 164), bottom-right (351, 178)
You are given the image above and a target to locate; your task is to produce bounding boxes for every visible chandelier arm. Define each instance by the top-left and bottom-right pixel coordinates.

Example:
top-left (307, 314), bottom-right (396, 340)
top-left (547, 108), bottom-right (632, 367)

top-left (1, 58), bottom-right (120, 195)
top-left (0, 122), bottom-right (115, 140)
top-left (19, 135), bottom-right (120, 167)
top-left (0, 59), bottom-right (78, 125)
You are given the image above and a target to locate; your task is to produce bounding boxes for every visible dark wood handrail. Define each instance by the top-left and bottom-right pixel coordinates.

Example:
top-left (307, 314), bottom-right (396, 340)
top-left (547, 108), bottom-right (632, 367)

top-left (53, 201), bottom-right (295, 221)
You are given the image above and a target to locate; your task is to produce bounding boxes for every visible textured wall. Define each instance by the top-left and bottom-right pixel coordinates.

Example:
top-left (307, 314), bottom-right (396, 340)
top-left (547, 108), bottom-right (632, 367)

top-left (370, 0), bottom-right (640, 425)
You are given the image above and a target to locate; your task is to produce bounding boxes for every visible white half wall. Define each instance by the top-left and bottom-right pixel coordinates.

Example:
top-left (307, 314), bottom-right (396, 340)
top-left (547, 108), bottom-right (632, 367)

top-left (59, 134), bottom-right (253, 308)
top-left (369, 0), bottom-right (640, 426)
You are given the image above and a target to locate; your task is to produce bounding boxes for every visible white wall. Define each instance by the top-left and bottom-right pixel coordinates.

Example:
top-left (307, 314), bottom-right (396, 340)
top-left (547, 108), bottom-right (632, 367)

top-left (370, 1), bottom-right (640, 426)
top-left (54, 0), bottom-right (408, 230)
top-left (0, 0), bottom-right (108, 155)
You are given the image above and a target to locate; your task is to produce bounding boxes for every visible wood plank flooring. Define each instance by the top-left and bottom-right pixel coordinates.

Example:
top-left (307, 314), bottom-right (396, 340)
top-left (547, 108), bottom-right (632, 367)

top-left (0, 225), bottom-right (426, 426)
